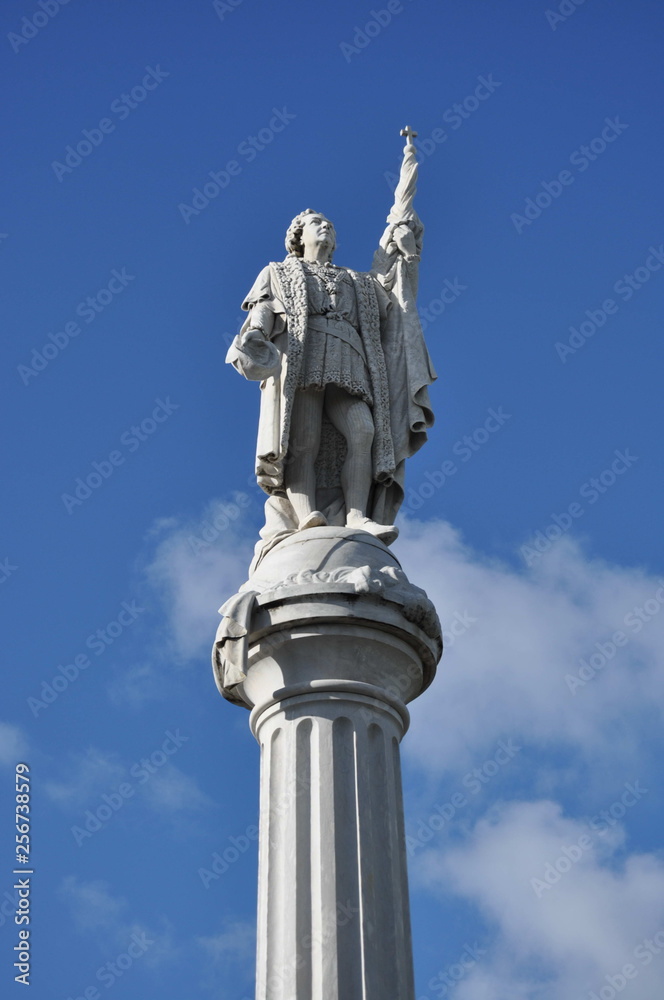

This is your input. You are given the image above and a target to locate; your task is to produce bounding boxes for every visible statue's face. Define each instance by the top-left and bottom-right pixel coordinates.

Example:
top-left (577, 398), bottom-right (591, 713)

top-left (300, 213), bottom-right (335, 257)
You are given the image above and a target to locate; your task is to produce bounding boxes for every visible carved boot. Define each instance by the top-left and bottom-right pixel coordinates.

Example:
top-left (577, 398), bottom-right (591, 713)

top-left (299, 510), bottom-right (328, 530)
top-left (346, 513), bottom-right (399, 545)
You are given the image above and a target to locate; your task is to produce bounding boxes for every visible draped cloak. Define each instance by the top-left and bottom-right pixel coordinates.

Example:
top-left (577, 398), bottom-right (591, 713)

top-left (226, 243), bottom-right (436, 570)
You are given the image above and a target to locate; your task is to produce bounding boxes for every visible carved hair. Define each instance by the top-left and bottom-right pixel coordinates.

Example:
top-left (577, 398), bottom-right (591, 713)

top-left (285, 209), bottom-right (336, 258)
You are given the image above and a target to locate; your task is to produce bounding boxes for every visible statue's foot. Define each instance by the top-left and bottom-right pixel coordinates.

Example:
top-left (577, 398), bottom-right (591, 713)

top-left (346, 514), bottom-right (399, 545)
top-left (299, 510), bottom-right (328, 530)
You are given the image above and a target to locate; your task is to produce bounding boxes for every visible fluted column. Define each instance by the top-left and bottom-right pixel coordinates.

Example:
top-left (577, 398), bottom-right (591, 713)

top-left (252, 684), bottom-right (414, 1000)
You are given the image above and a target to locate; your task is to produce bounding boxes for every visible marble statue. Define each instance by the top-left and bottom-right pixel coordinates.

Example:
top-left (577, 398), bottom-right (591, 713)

top-left (226, 127), bottom-right (436, 555)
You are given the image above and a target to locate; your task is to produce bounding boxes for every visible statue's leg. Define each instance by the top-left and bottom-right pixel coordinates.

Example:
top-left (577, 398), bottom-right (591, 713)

top-left (324, 384), bottom-right (374, 519)
top-left (325, 385), bottom-right (399, 544)
top-left (286, 388), bottom-right (326, 528)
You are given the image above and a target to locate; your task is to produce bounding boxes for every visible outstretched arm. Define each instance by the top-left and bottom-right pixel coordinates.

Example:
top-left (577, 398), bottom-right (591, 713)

top-left (372, 128), bottom-right (423, 296)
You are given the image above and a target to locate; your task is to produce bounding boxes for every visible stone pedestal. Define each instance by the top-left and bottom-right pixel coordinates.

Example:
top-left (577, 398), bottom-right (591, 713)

top-left (213, 528), bottom-right (441, 1000)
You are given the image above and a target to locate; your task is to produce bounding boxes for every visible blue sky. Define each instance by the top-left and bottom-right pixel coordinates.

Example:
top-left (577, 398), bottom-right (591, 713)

top-left (2, 1), bottom-right (664, 997)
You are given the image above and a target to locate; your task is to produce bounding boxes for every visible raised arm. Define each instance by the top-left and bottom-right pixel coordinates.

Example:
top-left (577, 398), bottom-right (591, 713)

top-left (372, 127), bottom-right (424, 296)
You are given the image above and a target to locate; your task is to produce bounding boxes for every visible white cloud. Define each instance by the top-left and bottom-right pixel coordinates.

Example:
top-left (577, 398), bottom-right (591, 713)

top-left (415, 800), bottom-right (664, 1000)
top-left (60, 876), bottom-right (126, 933)
top-left (143, 764), bottom-right (213, 812)
top-left (44, 747), bottom-right (124, 807)
top-left (143, 498), bottom-right (255, 663)
top-left (60, 876), bottom-right (175, 967)
top-left (106, 662), bottom-right (174, 709)
top-left (44, 744), bottom-right (212, 820)
top-left (0, 722), bottom-right (29, 766)
top-left (197, 920), bottom-right (256, 966)
top-left (393, 519), bottom-right (664, 784)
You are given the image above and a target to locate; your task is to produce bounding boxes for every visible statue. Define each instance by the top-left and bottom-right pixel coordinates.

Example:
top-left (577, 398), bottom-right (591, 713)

top-left (226, 127), bottom-right (436, 562)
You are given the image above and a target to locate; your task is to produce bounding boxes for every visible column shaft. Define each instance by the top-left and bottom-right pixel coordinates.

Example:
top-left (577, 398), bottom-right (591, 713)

top-left (253, 690), bottom-right (415, 1000)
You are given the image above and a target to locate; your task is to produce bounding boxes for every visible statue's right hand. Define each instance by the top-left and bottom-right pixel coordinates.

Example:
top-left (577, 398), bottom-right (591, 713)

top-left (237, 329), bottom-right (281, 380)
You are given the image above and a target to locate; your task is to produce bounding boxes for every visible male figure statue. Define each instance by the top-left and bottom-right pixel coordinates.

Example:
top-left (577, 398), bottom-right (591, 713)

top-left (227, 132), bottom-right (436, 556)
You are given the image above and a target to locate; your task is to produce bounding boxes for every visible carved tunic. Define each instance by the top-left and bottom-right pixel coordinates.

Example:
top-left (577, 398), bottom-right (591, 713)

top-left (242, 261), bottom-right (392, 407)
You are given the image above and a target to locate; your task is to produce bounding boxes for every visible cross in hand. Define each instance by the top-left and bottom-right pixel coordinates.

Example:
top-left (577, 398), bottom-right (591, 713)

top-left (400, 125), bottom-right (418, 148)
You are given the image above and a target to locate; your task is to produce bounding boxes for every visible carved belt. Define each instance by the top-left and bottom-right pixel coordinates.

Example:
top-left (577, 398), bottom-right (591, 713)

top-left (306, 314), bottom-right (367, 362)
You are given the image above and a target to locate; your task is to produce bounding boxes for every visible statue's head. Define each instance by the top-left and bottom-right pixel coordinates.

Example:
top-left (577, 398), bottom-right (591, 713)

top-left (285, 209), bottom-right (336, 261)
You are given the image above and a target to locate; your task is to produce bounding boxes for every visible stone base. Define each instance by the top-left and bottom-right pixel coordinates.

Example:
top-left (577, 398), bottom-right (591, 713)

top-left (213, 526), bottom-right (441, 710)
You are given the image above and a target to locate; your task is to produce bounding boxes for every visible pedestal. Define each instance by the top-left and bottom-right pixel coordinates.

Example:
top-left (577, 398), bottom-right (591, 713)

top-left (213, 528), bottom-right (442, 1000)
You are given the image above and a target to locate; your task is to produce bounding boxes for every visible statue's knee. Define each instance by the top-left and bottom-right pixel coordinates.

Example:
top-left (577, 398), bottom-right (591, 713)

top-left (354, 419), bottom-right (374, 451)
top-left (290, 428), bottom-right (319, 457)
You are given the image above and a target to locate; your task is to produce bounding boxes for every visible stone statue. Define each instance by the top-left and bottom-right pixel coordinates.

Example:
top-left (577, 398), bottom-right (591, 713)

top-left (226, 127), bottom-right (436, 561)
